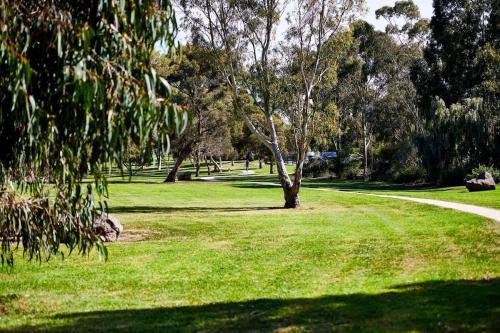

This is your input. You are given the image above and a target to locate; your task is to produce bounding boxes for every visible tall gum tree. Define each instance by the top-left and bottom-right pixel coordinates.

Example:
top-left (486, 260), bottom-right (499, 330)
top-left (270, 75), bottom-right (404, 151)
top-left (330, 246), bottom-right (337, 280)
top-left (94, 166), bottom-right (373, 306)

top-left (179, 0), bottom-right (362, 208)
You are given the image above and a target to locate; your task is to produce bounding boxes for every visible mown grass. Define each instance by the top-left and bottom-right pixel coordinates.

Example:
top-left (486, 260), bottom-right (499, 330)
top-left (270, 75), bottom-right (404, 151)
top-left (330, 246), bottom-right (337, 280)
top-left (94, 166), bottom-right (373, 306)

top-left (1, 166), bottom-right (499, 332)
top-left (301, 178), bottom-right (500, 209)
top-left (108, 160), bottom-right (500, 209)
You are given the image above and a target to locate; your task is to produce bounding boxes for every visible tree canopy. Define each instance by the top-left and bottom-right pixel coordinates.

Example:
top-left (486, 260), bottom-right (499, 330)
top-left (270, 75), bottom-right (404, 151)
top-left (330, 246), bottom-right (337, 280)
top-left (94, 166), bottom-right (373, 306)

top-left (0, 0), bottom-right (181, 266)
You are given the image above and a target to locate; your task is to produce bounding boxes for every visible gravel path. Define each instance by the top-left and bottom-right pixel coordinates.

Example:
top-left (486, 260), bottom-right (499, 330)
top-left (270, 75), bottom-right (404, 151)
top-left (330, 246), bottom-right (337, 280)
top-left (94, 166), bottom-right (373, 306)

top-left (244, 181), bottom-right (500, 223)
top-left (362, 193), bottom-right (500, 223)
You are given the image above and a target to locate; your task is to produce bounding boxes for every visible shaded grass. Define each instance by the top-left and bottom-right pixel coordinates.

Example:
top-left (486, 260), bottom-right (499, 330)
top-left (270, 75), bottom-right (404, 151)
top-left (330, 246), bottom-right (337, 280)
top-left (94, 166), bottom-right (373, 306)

top-left (1, 176), bottom-right (499, 332)
top-left (102, 160), bottom-right (293, 184)
top-left (4, 279), bottom-right (499, 332)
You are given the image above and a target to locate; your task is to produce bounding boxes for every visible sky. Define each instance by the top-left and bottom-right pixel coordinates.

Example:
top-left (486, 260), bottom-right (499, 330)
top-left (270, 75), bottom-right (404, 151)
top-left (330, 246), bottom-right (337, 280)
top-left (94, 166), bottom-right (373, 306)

top-left (172, 0), bottom-right (434, 44)
top-left (364, 0), bottom-right (433, 31)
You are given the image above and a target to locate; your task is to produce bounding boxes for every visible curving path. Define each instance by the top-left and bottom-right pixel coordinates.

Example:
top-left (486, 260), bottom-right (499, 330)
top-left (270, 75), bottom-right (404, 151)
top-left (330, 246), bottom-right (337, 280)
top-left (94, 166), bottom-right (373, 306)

top-left (240, 180), bottom-right (500, 223)
top-left (358, 193), bottom-right (500, 223)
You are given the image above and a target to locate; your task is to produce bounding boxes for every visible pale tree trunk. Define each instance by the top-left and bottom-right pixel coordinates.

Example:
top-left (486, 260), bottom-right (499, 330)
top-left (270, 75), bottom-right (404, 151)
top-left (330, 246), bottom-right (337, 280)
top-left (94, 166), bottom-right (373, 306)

top-left (185, 0), bottom-right (358, 208)
top-left (157, 147), bottom-right (163, 171)
top-left (205, 155), bottom-right (211, 176)
top-left (362, 111), bottom-right (369, 181)
top-left (194, 150), bottom-right (201, 177)
top-left (267, 115), bottom-right (302, 208)
top-left (210, 155), bottom-right (222, 173)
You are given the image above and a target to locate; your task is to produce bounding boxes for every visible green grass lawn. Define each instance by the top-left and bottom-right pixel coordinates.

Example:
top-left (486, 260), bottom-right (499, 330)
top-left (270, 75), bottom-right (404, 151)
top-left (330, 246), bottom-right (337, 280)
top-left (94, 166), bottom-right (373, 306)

top-left (1, 168), bottom-right (499, 332)
top-left (111, 160), bottom-right (500, 209)
top-left (301, 178), bottom-right (500, 209)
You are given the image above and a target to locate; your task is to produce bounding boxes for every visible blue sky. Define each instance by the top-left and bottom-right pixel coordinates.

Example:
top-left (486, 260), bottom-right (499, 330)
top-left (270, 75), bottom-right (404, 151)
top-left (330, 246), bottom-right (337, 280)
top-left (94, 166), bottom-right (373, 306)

top-left (365, 0), bottom-right (433, 30)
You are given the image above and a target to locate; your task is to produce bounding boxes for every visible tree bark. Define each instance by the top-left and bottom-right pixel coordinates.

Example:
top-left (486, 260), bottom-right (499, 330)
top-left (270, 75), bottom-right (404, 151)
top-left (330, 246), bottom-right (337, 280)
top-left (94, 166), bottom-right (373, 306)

top-left (284, 185), bottom-right (300, 209)
top-left (210, 155), bottom-right (221, 173)
top-left (194, 151), bottom-right (201, 177)
top-left (205, 155), bottom-right (211, 176)
top-left (269, 160), bottom-right (274, 174)
top-left (164, 143), bottom-right (193, 182)
top-left (259, 159), bottom-right (263, 169)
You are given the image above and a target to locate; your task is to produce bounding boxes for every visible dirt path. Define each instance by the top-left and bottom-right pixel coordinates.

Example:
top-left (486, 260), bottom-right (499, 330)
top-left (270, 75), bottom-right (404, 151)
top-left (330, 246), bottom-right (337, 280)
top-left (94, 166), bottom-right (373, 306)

top-left (242, 181), bottom-right (500, 223)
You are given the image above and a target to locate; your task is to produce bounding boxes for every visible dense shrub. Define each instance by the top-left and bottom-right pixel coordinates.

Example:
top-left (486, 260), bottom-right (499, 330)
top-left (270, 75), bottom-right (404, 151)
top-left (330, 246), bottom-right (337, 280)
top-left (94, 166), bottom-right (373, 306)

top-left (438, 166), bottom-right (467, 186)
top-left (336, 153), bottom-right (362, 180)
top-left (371, 142), bottom-right (427, 183)
top-left (393, 165), bottom-right (428, 183)
top-left (303, 159), bottom-right (335, 178)
top-left (341, 162), bottom-right (361, 179)
top-left (466, 165), bottom-right (500, 182)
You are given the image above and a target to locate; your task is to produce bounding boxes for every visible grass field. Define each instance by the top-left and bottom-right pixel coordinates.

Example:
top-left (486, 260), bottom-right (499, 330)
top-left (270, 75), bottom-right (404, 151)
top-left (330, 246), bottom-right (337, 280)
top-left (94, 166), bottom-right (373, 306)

top-left (301, 178), bottom-right (500, 210)
top-left (1, 163), bottom-right (499, 332)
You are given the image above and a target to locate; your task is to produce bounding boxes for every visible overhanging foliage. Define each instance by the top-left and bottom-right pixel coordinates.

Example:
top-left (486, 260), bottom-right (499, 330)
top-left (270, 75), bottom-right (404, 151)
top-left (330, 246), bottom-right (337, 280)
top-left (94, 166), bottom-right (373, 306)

top-left (0, 0), bottom-right (183, 266)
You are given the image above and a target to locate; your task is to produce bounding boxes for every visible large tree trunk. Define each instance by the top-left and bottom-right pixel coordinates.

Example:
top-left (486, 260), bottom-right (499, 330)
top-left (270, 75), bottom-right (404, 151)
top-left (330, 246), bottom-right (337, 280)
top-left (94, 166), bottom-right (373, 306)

top-left (164, 143), bottom-right (193, 182)
top-left (231, 86), bottom-right (302, 208)
top-left (284, 185), bottom-right (300, 209)
top-left (164, 156), bottom-right (183, 182)
top-left (266, 116), bottom-right (302, 208)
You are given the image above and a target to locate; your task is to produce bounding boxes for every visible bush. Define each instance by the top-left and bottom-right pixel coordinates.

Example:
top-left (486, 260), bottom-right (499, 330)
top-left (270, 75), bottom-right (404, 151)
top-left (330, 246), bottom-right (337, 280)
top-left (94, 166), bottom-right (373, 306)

top-left (466, 165), bottom-right (500, 182)
top-left (303, 159), bottom-right (335, 178)
top-left (438, 166), bottom-right (467, 186)
top-left (341, 162), bottom-right (361, 180)
top-left (371, 142), bottom-right (427, 183)
top-left (394, 165), bottom-right (428, 183)
top-left (336, 153), bottom-right (362, 179)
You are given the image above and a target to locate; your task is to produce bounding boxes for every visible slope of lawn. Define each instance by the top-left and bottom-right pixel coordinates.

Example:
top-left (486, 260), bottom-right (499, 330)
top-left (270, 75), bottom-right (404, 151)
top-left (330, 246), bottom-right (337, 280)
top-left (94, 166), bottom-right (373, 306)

top-left (0, 171), bottom-right (499, 332)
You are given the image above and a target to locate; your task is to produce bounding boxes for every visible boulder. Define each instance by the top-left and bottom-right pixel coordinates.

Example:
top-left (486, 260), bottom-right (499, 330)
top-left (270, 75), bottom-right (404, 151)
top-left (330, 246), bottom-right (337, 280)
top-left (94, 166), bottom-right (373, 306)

top-left (466, 172), bottom-right (496, 192)
top-left (178, 171), bottom-right (192, 181)
top-left (93, 214), bottom-right (123, 242)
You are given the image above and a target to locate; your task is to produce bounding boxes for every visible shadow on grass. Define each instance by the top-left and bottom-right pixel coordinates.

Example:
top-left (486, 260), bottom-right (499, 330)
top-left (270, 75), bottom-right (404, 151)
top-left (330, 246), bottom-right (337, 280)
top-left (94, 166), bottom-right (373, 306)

top-left (109, 206), bottom-right (282, 214)
top-left (231, 179), bottom-right (446, 193)
top-left (6, 279), bottom-right (499, 332)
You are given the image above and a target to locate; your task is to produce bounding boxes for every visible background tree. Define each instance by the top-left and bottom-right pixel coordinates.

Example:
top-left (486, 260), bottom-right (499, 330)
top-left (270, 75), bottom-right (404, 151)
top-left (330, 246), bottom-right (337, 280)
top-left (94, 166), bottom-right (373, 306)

top-left (180, 0), bottom-right (362, 207)
top-left (412, 0), bottom-right (499, 182)
top-left (330, 1), bottom-right (430, 182)
top-left (155, 46), bottom-right (233, 181)
top-left (375, 0), bottom-right (430, 45)
top-left (0, 0), bottom-right (181, 266)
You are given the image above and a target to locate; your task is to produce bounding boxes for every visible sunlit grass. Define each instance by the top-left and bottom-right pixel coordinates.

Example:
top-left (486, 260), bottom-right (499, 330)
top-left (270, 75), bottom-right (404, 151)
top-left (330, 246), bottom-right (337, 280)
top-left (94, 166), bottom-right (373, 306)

top-left (1, 169), bottom-right (499, 332)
